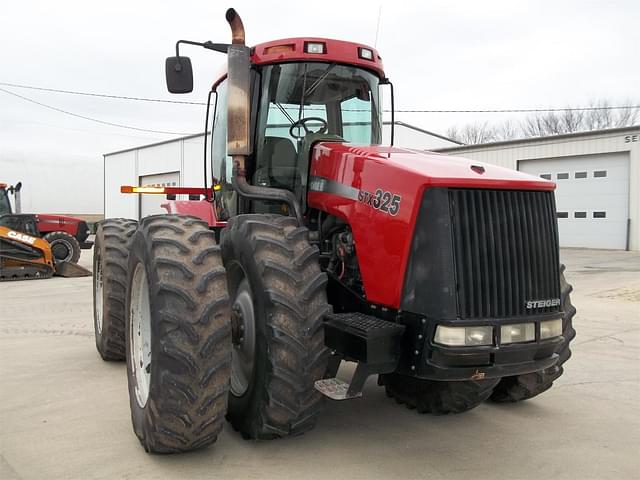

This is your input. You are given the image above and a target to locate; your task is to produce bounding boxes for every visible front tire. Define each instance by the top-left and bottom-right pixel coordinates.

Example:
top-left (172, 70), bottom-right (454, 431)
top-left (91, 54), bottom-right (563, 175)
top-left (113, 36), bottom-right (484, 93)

top-left (220, 214), bottom-right (330, 439)
top-left (490, 264), bottom-right (576, 402)
top-left (125, 215), bottom-right (231, 453)
top-left (93, 218), bottom-right (137, 361)
top-left (380, 375), bottom-right (500, 414)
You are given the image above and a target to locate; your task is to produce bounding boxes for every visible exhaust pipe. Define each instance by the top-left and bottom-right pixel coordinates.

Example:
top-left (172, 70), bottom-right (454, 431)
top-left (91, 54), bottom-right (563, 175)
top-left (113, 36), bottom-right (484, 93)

top-left (10, 181), bottom-right (22, 214)
top-left (224, 8), bottom-right (303, 223)
top-left (225, 8), bottom-right (245, 45)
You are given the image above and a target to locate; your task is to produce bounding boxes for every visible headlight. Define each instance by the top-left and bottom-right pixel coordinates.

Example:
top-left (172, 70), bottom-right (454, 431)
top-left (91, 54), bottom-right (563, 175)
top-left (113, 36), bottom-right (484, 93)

top-left (501, 323), bottom-right (535, 344)
top-left (434, 325), bottom-right (493, 347)
top-left (540, 319), bottom-right (563, 339)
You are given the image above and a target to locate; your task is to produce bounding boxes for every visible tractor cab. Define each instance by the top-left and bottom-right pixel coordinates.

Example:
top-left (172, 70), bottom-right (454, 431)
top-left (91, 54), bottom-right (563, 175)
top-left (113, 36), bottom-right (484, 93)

top-left (210, 59), bottom-right (384, 220)
top-left (0, 182), bottom-right (22, 216)
top-left (0, 184), bottom-right (11, 216)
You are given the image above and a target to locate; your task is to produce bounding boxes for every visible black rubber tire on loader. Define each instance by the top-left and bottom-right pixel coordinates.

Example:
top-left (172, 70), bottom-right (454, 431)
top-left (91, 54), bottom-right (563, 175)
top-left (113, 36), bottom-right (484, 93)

top-left (380, 374), bottom-right (500, 414)
top-left (44, 231), bottom-right (81, 264)
top-left (93, 218), bottom-right (138, 361)
top-left (490, 264), bottom-right (576, 402)
top-left (220, 214), bottom-right (330, 440)
top-left (125, 215), bottom-right (232, 453)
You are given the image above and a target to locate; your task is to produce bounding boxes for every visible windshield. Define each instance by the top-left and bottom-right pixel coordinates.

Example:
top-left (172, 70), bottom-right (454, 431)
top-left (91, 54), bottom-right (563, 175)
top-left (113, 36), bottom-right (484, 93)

top-left (258, 62), bottom-right (382, 148)
top-left (0, 189), bottom-right (11, 215)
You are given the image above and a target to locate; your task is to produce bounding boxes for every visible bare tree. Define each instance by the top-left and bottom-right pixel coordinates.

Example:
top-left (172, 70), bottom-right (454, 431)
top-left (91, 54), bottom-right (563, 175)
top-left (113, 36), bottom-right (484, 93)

top-left (446, 99), bottom-right (639, 144)
top-left (494, 120), bottom-right (519, 141)
top-left (446, 122), bottom-right (497, 144)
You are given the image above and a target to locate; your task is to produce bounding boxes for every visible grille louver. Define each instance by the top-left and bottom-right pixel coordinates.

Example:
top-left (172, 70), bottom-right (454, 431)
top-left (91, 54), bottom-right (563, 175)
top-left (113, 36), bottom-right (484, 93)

top-left (449, 189), bottom-right (561, 319)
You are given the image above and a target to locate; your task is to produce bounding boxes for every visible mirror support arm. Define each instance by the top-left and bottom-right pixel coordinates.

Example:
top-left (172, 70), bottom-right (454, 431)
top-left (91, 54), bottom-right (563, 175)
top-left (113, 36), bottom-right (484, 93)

top-left (175, 40), bottom-right (231, 58)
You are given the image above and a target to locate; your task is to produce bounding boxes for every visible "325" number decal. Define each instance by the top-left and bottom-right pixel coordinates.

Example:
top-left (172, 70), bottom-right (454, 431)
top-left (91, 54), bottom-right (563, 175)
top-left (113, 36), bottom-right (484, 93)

top-left (358, 188), bottom-right (401, 216)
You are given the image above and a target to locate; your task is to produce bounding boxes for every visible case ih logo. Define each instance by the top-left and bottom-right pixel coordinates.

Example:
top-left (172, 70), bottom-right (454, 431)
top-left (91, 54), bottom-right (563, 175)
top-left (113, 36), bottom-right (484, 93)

top-left (526, 298), bottom-right (560, 309)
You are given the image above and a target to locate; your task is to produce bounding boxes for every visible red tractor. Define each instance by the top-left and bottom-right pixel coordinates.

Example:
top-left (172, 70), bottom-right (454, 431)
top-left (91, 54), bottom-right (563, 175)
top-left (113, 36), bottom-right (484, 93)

top-left (93, 9), bottom-right (575, 454)
top-left (0, 182), bottom-right (93, 264)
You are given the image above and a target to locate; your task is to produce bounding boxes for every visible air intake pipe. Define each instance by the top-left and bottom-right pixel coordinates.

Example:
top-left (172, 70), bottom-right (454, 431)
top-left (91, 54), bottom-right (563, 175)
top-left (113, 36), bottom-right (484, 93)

top-left (224, 8), bottom-right (303, 224)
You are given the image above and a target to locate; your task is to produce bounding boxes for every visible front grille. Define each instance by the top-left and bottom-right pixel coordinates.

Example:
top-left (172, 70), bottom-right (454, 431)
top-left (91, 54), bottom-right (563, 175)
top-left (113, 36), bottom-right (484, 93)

top-left (449, 189), bottom-right (561, 318)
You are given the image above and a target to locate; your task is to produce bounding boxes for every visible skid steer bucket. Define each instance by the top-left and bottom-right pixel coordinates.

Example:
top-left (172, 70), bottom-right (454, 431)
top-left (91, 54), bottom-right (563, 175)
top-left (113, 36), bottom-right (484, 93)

top-left (55, 261), bottom-right (91, 277)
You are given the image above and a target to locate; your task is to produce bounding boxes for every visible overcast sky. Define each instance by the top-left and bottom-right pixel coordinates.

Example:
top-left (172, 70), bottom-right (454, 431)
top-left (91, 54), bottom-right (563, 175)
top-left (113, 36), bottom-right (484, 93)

top-left (1, 0), bottom-right (638, 214)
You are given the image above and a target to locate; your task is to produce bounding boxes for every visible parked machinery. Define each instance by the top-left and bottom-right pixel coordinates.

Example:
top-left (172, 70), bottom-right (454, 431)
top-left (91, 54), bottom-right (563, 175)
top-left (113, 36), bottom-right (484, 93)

top-left (0, 182), bottom-right (93, 264)
top-left (0, 183), bottom-right (91, 280)
top-left (93, 9), bottom-right (575, 453)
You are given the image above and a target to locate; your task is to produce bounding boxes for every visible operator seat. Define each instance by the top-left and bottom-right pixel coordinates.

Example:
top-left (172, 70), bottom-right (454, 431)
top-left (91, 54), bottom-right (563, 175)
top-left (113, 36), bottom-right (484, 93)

top-left (261, 136), bottom-right (299, 191)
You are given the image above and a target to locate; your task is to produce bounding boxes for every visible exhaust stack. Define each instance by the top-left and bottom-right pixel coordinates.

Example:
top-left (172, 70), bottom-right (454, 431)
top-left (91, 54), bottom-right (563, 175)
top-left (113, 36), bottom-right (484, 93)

top-left (224, 8), bottom-right (303, 223)
top-left (225, 8), bottom-right (251, 163)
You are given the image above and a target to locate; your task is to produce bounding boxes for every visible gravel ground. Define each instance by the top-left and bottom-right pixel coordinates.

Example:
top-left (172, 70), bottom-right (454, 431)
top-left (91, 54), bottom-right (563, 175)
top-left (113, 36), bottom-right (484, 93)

top-left (1, 248), bottom-right (639, 479)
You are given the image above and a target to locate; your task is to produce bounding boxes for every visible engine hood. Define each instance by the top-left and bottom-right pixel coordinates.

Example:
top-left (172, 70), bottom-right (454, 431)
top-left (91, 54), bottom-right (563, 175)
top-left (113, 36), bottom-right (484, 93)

top-left (311, 143), bottom-right (554, 191)
top-left (36, 213), bottom-right (84, 225)
top-left (307, 142), bottom-right (556, 309)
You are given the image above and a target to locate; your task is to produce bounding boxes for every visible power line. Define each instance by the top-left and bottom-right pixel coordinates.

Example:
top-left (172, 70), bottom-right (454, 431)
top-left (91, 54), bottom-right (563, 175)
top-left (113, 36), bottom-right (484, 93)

top-left (395, 106), bottom-right (640, 113)
top-left (2, 81), bottom-right (638, 114)
top-left (0, 81), bottom-right (205, 105)
top-left (0, 87), bottom-right (198, 136)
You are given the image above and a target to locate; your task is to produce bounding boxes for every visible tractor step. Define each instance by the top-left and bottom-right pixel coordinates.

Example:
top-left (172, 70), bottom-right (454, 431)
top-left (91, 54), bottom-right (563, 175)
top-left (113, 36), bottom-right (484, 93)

top-left (316, 312), bottom-right (405, 400)
top-left (323, 312), bottom-right (406, 365)
top-left (314, 377), bottom-right (362, 401)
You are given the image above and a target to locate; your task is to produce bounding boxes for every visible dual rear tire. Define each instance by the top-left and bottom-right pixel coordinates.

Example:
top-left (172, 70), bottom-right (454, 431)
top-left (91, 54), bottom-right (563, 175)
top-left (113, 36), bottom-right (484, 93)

top-left (93, 214), bottom-right (328, 452)
top-left (124, 215), bottom-right (231, 453)
top-left (93, 218), bottom-right (138, 360)
top-left (221, 214), bottom-right (329, 439)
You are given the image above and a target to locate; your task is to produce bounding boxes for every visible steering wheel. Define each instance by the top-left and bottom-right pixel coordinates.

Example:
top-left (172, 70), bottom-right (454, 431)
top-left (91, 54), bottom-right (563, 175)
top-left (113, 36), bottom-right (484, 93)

top-left (289, 117), bottom-right (328, 139)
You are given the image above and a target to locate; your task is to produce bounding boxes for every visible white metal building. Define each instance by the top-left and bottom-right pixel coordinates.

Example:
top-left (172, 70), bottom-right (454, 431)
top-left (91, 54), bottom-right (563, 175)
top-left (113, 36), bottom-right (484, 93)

top-left (103, 121), bottom-right (459, 220)
top-left (436, 126), bottom-right (640, 251)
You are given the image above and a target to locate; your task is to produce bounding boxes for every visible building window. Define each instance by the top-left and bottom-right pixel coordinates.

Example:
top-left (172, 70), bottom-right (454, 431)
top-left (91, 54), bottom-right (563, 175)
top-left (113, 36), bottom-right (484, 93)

top-left (594, 170), bottom-right (607, 178)
top-left (575, 171), bottom-right (587, 179)
top-left (574, 211), bottom-right (587, 218)
top-left (593, 211), bottom-right (607, 218)
top-left (557, 212), bottom-right (569, 218)
top-left (540, 174), bottom-right (552, 180)
top-left (557, 173), bottom-right (569, 180)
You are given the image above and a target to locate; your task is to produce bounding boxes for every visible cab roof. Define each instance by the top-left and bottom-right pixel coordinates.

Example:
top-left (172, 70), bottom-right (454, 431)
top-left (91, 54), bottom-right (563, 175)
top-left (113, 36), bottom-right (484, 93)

top-left (250, 37), bottom-right (385, 78)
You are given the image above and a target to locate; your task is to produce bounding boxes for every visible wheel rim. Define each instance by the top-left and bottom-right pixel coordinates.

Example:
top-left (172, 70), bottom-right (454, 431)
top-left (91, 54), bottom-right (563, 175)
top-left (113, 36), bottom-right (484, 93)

top-left (129, 262), bottom-right (152, 408)
top-left (51, 239), bottom-right (73, 262)
top-left (95, 253), bottom-right (104, 335)
top-left (230, 278), bottom-right (256, 397)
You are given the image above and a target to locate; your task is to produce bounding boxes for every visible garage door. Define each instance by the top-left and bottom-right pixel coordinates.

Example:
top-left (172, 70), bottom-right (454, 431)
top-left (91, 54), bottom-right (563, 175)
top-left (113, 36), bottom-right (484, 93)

top-left (139, 172), bottom-right (180, 219)
top-left (519, 153), bottom-right (629, 249)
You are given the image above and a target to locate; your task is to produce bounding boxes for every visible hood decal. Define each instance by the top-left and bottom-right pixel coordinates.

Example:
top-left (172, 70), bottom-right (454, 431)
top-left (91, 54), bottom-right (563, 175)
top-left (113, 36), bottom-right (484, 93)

top-left (309, 176), bottom-right (359, 201)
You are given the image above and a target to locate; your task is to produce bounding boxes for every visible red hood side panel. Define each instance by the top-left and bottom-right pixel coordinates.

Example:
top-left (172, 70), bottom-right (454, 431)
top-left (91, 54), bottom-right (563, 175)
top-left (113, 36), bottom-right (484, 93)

top-left (307, 143), bottom-right (555, 309)
top-left (36, 214), bottom-right (84, 235)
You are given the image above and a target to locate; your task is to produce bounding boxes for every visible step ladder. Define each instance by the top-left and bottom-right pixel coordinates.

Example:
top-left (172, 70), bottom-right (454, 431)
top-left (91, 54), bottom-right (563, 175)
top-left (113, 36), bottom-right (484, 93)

top-left (315, 312), bottom-right (405, 400)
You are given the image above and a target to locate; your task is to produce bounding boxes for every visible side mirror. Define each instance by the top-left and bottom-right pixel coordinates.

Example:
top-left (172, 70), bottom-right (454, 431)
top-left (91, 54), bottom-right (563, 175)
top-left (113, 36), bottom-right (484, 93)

top-left (165, 56), bottom-right (193, 94)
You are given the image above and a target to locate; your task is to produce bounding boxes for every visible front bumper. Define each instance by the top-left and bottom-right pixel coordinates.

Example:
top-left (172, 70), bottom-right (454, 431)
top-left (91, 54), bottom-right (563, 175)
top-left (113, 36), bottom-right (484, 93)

top-left (423, 336), bottom-right (564, 380)
top-left (397, 312), bottom-right (565, 381)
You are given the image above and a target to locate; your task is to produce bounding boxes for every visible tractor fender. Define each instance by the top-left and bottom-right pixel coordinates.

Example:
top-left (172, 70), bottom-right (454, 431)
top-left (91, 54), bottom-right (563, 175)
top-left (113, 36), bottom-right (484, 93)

top-left (161, 200), bottom-right (227, 227)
